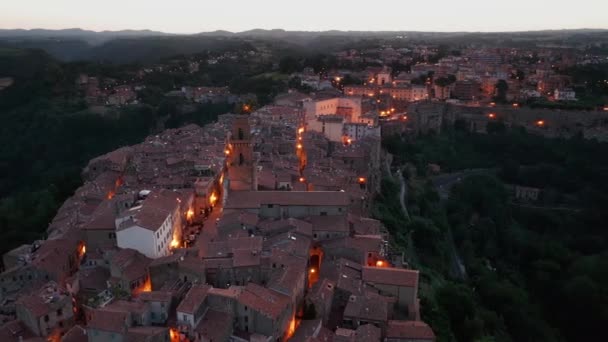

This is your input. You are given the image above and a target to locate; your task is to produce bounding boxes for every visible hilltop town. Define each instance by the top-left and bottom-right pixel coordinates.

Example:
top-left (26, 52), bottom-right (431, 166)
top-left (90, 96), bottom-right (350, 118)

top-left (0, 82), bottom-right (438, 342)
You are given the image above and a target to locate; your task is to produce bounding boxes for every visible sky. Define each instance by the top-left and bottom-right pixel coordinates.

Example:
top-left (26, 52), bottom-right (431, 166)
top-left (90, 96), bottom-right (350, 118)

top-left (1, 0), bottom-right (607, 33)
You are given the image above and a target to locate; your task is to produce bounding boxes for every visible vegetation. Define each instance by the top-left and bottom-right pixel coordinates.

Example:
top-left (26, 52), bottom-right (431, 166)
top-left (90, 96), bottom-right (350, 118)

top-left (377, 125), bottom-right (608, 342)
top-left (0, 49), bottom-right (228, 256)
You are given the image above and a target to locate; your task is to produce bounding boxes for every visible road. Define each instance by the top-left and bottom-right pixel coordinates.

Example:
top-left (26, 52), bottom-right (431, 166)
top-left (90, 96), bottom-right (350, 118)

top-left (430, 169), bottom-right (492, 280)
top-left (397, 170), bottom-right (410, 220)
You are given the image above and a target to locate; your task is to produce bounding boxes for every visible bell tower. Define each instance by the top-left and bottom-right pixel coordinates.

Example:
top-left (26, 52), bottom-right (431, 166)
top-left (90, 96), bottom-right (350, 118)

top-left (227, 115), bottom-right (256, 191)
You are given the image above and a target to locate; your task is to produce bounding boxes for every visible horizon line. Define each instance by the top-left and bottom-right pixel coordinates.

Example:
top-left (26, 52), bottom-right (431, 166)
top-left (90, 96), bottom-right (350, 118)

top-left (1, 26), bottom-right (608, 35)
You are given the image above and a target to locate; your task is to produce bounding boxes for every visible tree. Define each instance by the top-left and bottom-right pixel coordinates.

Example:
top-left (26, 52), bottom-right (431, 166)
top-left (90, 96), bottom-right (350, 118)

top-left (279, 56), bottom-right (300, 74)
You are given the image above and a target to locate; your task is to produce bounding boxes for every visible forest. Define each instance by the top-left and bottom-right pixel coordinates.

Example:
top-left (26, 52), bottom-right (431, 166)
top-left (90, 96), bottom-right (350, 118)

top-left (0, 49), bottom-right (231, 256)
top-left (376, 124), bottom-right (608, 342)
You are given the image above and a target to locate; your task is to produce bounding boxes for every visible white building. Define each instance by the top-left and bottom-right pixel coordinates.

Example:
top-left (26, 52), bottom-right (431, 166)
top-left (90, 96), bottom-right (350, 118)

top-left (115, 190), bottom-right (185, 259)
top-left (554, 88), bottom-right (576, 101)
top-left (303, 97), bottom-right (362, 122)
top-left (344, 123), bottom-right (381, 142)
top-left (377, 72), bottom-right (392, 85)
top-left (410, 85), bottom-right (429, 101)
top-left (308, 115), bottom-right (345, 142)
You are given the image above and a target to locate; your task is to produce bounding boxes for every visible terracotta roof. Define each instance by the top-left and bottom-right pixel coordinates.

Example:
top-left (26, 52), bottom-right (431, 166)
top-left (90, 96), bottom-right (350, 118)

top-left (343, 292), bottom-right (389, 323)
top-left (386, 320), bottom-right (436, 341)
top-left (117, 190), bottom-right (180, 232)
top-left (362, 266), bottom-right (418, 288)
top-left (208, 286), bottom-right (242, 299)
top-left (83, 199), bottom-right (117, 231)
top-left (195, 309), bottom-right (233, 342)
top-left (127, 326), bottom-right (168, 342)
top-left (139, 291), bottom-right (172, 303)
top-left (176, 285), bottom-right (211, 315)
top-left (0, 320), bottom-right (36, 341)
top-left (232, 249), bottom-right (261, 268)
top-left (111, 248), bottom-right (150, 282)
top-left (87, 309), bottom-right (128, 334)
top-left (308, 215), bottom-right (349, 233)
top-left (355, 324), bottom-right (381, 342)
top-left (61, 325), bottom-right (87, 342)
top-left (225, 191), bottom-right (350, 209)
top-left (237, 283), bottom-right (290, 320)
top-left (104, 300), bottom-right (147, 315)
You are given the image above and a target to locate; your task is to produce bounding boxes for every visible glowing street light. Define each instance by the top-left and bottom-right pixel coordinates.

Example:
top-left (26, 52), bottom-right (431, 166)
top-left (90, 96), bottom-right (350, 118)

top-left (536, 120), bottom-right (545, 126)
top-left (376, 260), bottom-right (385, 267)
top-left (488, 113), bottom-right (496, 119)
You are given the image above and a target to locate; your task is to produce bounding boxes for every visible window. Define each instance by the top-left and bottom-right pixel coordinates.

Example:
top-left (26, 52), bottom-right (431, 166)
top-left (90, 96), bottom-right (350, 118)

top-left (320, 211), bottom-right (327, 216)
top-left (267, 204), bottom-right (274, 208)
top-left (244, 316), bottom-right (248, 322)
top-left (44, 315), bottom-right (49, 322)
top-left (57, 309), bottom-right (62, 316)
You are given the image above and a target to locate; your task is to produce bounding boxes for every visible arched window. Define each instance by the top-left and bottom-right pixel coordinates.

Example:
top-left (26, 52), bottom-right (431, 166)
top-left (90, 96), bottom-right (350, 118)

top-left (239, 153), bottom-right (244, 165)
top-left (238, 128), bottom-right (244, 140)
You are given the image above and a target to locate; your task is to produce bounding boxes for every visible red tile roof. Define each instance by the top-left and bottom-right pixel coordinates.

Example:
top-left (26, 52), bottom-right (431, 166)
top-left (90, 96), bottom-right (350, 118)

top-left (362, 266), bottom-right (418, 288)
top-left (176, 285), bottom-right (211, 315)
top-left (237, 283), bottom-right (290, 320)
top-left (61, 325), bottom-right (87, 342)
top-left (225, 191), bottom-right (350, 209)
top-left (195, 309), bottom-right (233, 342)
top-left (139, 291), bottom-right (172, 303)
top-left (87, 309), bottom-right (128, 334)
top-left (232, 249), bottom-right (261, 268)
top-left (117, 190), bottom-right (180, 232)
top-left (343, 292), bottom-right (390, 323)
top-left (355, 324), bottom-right (381, 342)
top-left (386, 320), bottom-right (436, 341)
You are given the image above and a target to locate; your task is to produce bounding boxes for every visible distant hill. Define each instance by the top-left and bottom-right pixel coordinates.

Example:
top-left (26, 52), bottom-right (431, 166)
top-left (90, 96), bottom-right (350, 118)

top-left (0, 28), bottom-right (171, 42)
top-left (1, 28), bottom-right (607, 63)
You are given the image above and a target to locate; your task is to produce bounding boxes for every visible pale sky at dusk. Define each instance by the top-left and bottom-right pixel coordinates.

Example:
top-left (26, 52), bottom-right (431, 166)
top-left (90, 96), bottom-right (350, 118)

top-left (1, 0), bottom-right (606, 33)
